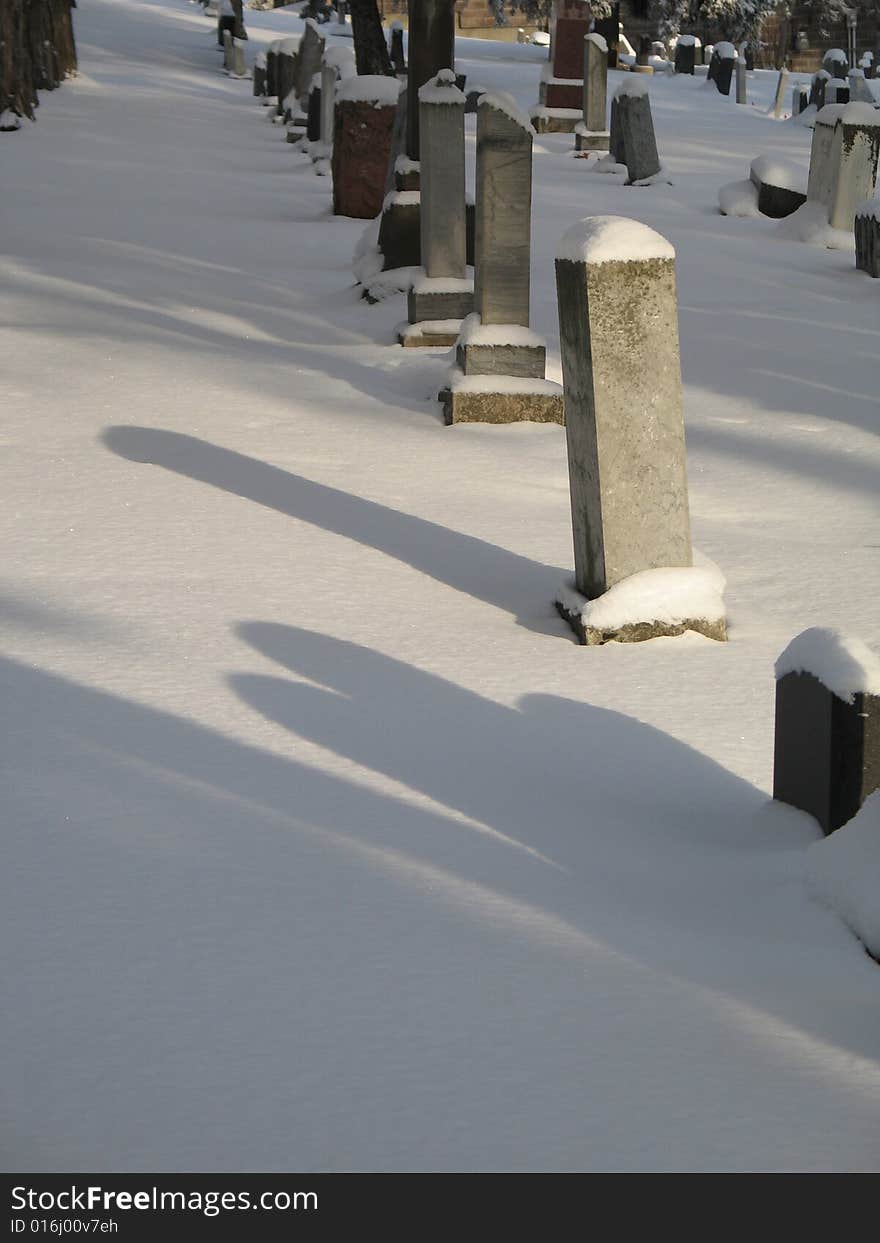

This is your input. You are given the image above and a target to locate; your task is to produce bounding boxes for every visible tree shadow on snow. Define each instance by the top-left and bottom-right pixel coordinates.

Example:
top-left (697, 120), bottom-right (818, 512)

top-left (101, 426), bottom-right (569, 636)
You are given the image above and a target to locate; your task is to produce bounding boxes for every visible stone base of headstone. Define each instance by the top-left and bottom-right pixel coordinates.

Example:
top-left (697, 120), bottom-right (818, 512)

top-left (574, 124), bottom-right (611, 152)
top-left (749, 156), bottom-right (807, 218)
top-left (397, 320), bottom-right (464, 348)
top-left (407, 273), bottom-right (475, 325)
top-left (554, 585), bottom-right (727, 647)
top-left (332, 97), bottom-right (397, 219)
top-left (855, 206), bottom-right (880, 276)
top-left (455, 342), bottom-right (546, 380)
top-left (253, 63), bottom-right (267, 97)
top-left (774, 665), bottom-right (880, 835)
top-left (530, 107), bottom-right (582, 134)
top-left (440, 380), bottom-right (565, 427)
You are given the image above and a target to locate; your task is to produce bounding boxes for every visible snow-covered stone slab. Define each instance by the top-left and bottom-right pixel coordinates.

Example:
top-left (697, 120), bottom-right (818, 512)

top-left (530, 106), bottom-right (582, 134)
top-left (440, 370), bottom-right (564, 426)
top-left (397, 318), bottom-right (464, 348)
top-left (748, 154), bottom-right (808, 218)
top-left (555, 565), bottom-right (726, 646)
top-left (774, 628), bottom-right (880, 835)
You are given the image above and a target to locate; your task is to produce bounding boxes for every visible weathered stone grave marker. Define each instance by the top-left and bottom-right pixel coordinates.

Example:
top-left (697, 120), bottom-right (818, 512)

top-left (400, 71), bottom-right (472, 347)
top-left (441, 94), bottom-right (563, 426)
top-left (554, 216), bottom-right (725, 645)
top-left (575, 34), bottom-right (610, 153)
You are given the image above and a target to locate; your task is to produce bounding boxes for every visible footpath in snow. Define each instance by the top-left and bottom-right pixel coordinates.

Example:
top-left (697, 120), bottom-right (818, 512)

top-left (2, 0), bottom-right (880, 1172)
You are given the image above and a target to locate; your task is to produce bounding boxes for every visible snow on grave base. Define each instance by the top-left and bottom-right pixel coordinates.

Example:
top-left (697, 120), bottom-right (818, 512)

top-left (440, 374), bottom-right (564, 426)
top-left (555, 568), bottom-right (727, 647)
top-left (398, 319), bottom-right (464, 348)
top-left (773, 629), bottom-right (880, 835)
top-left (554, 216), bottom-right (715, 645)
top-left (331, 76), bottom-right (401, 221)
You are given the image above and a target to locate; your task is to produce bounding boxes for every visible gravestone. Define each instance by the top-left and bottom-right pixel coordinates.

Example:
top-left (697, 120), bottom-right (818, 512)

top-left (614, 81), bottom-right (661, 183)
top-left (223, 29), bottom-right (233, 72)
top-left (792, 84), bottom-right (808, 115)
top-left (332, 76), bottom-right (400, 219)
top-left (825, 78), bottom-right (849, 105)
top-left (320, 63), bottom-right (336, 150)
top-left (636, 36), bottom-right (651, 68)
top-left (773, 629), bottom-right (880, 834)
top-left (809, 68), bottom-right (830, 109)
top-left (441, 95), bottom-right (563, 426)
top-left (254, 52), bottom-right (267, 98)
top-left (823, 48), bottom-right (848, 81)
top-left (855, 201), bottom-right (880, 276)
top-left (306, 79), bottom-right (322, 142)
top-left (532, 12), bottom-right (593, 133)
top-left (575, 34), bottom-right (610, 152)
top-left (772, 67), bottom-right (789, 117)
top-left (401, 71), bottom-right (472, 347)
top-left (807, 103), bottom-right (880, 232)
top-left (847, 69), bottom-right (875, 104)
top-left (710, 43), bottom-right (735, 96)
top-left (554, 216), bottom-right (713, 644)
top-left (749, 154), bottom-right (807, 218)
top-left (674, 36), bottom-right (698, 75)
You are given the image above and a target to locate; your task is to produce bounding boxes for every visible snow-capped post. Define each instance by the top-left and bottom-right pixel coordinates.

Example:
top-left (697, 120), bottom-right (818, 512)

top-left (440, 94), bottom-right (564, 425)
top-left (332, 76), bottom-right (401, 219)
top-left (848, 70), bottom-right (875, 105)
top-left (773, 630), bottom-right (880, 835)
top-left (532, 8), bottom-right (592, 134)
top-left (307, 77), bottom-right (322, 142)
top-left (825, 78), bottom-right (850, 104)
top-left (709, 43), bottom-right (735, 96)
top-left (808, 68), bottom-right (830, 109)
top-left (222, 29), bottom-right (234, 72)
top-left (614, 80), bottom-right (661, 184)
top-left (855, 201), bottom-right (880, 277)
top-left (406, 0), bottom-right (455, 163)
top-left (253, 53), bottom-right (268, 100)
top-left (772, 67), bottom-right (789, 118)
top-left (320, 62), bottom-right (337, 149)
top-left (735, 50), bottom-right (747, 105)
top-left (806, 104), bottom-right (880, 233)
top-left (554, 217), bottom-right (724, 645)
top-left (400, 71), bottom-right (472, 347)
top-left (673, 36), bottom-right (697, 75)
top-left (575, 33), bottom-right (610, 153)
top-left (274, 39), bottom-right (299, 119)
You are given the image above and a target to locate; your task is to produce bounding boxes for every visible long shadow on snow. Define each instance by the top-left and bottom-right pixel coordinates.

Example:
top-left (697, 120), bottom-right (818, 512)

top-left (102, 426), bottom-right (568, 636)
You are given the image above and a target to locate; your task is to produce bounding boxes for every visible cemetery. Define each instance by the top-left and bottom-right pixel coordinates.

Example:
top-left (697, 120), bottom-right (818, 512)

top-left (3, 0), bottom-right (880, 1176)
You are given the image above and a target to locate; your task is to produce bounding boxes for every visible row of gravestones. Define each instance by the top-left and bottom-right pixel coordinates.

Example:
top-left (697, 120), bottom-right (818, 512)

top-left (228, 10), bottom-right (880, 915)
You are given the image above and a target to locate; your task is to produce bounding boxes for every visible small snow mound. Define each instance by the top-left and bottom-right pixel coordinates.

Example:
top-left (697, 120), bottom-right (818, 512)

top-left (775, 628), bottom-right (880, 702)
top-left (556, 215), bottom-right (674, 265)
top-left (419, 70), bottom-right (466, 105)
top-left (480, 91), bottom-right (534, 133)
top-left (749, 155), bottom-right (807, 193)
top-left (775, 200), bottom-right (855, 250)
top-left (806, 792), bottom-right (880, 958)
top-left (0, 110), bottom-right (23, 131)
top-left (614, 76), bottom-right (649, 99)
top-left (338, 75), bottom-right (402, 107)
top-left (718, 179), bottom-right (760, 217)
top-left (563, 564), bottom-right (726, 632)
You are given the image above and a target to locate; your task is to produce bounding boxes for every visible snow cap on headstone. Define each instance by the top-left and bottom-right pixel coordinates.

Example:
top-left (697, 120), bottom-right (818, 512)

top-left (478, 90), bottom-right (534, 134)
top-left (556, 215), bottom-right (675, 265)
top-left (419, 68), bottom-right (466, 105)
top-left (775, 628), bottom-right (880, 703)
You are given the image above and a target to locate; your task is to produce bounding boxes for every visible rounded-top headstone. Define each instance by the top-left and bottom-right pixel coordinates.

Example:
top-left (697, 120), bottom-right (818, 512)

top-left (555, 215), bottom-right (674, 267)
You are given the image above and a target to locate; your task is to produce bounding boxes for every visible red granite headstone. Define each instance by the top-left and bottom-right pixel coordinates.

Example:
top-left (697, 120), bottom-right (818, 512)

top-left (332, 98), bottom-right (397, 219)
top-left (553, 18), bottom-right (592, 80)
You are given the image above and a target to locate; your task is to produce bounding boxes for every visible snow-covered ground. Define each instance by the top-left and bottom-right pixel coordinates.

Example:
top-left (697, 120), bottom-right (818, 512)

top-left (3, 0), bottom-right (880, 1172)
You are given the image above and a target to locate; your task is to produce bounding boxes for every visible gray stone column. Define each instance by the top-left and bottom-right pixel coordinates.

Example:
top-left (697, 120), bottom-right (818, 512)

top-left (475, 97), bottom-right (533, 328)
top-left (420, 71), bottom-right (466, 280)
top-left (406, 0), bottom-right (456, 161)
top-left (320, 64), bottom-right (336, 148)
top-left (772, 67), bottom-right (789, 117)
top-left (555, 216), bottom-right (692, 599)
top-left (583, 34), bottom-right (607, 133)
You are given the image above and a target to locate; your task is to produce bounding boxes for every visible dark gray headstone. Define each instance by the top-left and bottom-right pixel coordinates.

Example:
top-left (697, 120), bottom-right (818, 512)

top-left (390, 24), bottom-right (406, 75)
top-left (855, 208), bottom-right (880, 277)
top-left (774, 666), bottom-right (880, 835)
top-left (674, 41), bottom-right (695, 75)
top-left (616, 88), bottom-right (661, 183)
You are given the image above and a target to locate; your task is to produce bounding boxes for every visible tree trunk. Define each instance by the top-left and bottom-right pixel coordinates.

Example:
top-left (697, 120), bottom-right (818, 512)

top-left (0, 0), bottom-right (77, 125)
top-left (349, 0), bottom-right (394, 75)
